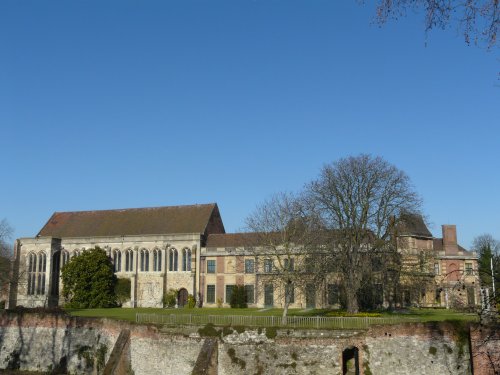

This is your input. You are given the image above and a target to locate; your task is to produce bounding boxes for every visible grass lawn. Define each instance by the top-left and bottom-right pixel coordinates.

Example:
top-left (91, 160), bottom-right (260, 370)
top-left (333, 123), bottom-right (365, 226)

top-left (66, 306), bottom-right (479, 324)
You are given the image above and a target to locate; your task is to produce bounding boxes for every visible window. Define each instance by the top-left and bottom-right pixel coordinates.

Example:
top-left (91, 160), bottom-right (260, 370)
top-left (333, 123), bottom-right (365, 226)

top-left (169, 249), bottom-right (178, 271)
top-left (434, 262), bottom-right (440, 275)
top-left (328, 284), bottom-right (339, 305)
top-left (182, 248), bottom-right (192, 271)
top-left (285, 283), bottom-right (294, 303)
top-left (73, 250), bottom-right (80, 257)
top-left (61, 251), bottom-right (70, 268)
top-left (225, 285), bottom-right (234, 303)
top-left (264, 259), bottom-right (273, 273)
top-left (113, 250), bottom-right (121, 272)
top-left (284, 258), bottom-right (294, 272)
top-left (206, 285), bottom-right (215, 303)
top-left (244, 259), bottom-right (254, 273)
top-left (207, 260), bottom-right (216, 273)
top-left (153, 249), bottom-right (162, 272)
top-left (465, 263), bottom-right (473, 275)
top-left (125, 249), bottom-right (134, 272)
top-left (140, 249), bottom-right (149, 272)
top-left (27, 253), bottom-right (37, 295)
top-left (244, 285), bottom-right (255, 304)
top-left (264, 284), bottom-right (274, 306)
top-left (38, 252), bottom-right (46, 295)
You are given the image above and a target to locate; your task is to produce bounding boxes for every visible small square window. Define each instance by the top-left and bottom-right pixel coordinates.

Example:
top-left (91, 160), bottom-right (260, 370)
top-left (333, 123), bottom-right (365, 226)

top-left (264, 259), bottom-right (273, 273)
top-left (465, 263), bottom-right (473, 275)
top-left (207, 260), bottom-right (216, 273)
top-left (245, 259), bottom-right (255, 273)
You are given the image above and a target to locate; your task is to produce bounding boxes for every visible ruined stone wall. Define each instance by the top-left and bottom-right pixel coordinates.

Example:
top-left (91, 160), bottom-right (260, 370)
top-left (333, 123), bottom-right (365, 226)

top-left (1, 312), bottom-right (498, 375)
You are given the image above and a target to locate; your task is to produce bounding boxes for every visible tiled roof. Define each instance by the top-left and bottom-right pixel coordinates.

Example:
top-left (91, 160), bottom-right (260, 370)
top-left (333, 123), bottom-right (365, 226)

top-left (38, 203), bottom-right (222, 238)
top-left (206, 232), bottom-right (264, 248)
top-left (398, 213), bottom-right (433, 238)
top-left (433, 238), bottom-right (474, 255)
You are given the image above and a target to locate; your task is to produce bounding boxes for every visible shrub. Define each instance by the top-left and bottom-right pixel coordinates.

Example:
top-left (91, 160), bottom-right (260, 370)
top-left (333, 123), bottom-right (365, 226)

top-left (230, 285), bottom-right (248, 308)
top-left (115, 278), bottom-right (131, 306)
top-left (216, 297), bottom-right (223, 308)
top-left (187, 294), bottom-right (196, 309)
top-left (163, 289), bottom-right (178, 308)
top-left (61, 247), bottom-right (117, 308)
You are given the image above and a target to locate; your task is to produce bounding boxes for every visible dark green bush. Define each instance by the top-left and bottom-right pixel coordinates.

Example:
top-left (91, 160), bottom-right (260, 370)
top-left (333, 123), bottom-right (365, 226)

top-left (61, 247), bottom-right (117, 308)
top-left (230, 285), bottom-right (248, 308)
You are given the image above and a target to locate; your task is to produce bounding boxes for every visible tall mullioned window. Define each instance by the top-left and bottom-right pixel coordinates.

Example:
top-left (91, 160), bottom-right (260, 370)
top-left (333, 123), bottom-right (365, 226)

top-left (225, 285), bottom-right (235, 303)
top-left (140, 249), bottom-right (149, 272)
top-left (27, 253), bottom-right (37, 295)
top-left (206, 285), bottom-right (215, 303)
top-left (244, 285), bottom-right (254, 304)
top-left (182, 248), bottom-right (192, 271)
top-left (113, 250), bottom-right (122, 272)
top-left (38, 252), bottom-right (46, 295)
top-left (169, 249), bottom-right (178, 271)
top-left (61, 251), bottom-right (70, 268)
top-left (153, 249), bottom-right (162, 272)
top-left (125, 249), bottom-right (134, 272)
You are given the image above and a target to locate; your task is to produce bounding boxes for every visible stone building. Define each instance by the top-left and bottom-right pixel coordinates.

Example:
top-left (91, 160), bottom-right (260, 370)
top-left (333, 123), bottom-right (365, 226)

top-left (7, 203), bottom-right (479, 309)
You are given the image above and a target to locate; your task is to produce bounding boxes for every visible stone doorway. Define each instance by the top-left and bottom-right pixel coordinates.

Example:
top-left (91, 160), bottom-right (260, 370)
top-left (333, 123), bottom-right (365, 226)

top-left (178, 288), bottom-right (188, 307)
top-left (342, 347), bottom-right (359, 375)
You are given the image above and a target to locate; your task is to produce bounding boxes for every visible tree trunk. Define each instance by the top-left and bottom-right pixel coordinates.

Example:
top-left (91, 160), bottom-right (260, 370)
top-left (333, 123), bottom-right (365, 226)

top-left (345, 286), bottom-right (359, 314)
top-left (282, 286), bottom-right (291, 325)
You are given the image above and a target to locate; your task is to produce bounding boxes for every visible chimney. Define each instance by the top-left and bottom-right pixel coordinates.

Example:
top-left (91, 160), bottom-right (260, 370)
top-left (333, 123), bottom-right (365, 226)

top-left (442, 225), bottom-right (458, 255)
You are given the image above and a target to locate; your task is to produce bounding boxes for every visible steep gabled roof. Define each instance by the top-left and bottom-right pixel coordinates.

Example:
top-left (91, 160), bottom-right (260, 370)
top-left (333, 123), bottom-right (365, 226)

top-left (397, 213), bottom-right (433, 238)
top-left (38, 203), bottom-right (224, 238)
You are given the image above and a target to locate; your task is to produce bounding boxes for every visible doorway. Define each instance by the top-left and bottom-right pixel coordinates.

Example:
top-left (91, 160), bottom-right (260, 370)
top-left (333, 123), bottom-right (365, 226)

top-left (178, 288), bottom-right (188, 307)
top-left (342, 347), bottom-right (359, 375)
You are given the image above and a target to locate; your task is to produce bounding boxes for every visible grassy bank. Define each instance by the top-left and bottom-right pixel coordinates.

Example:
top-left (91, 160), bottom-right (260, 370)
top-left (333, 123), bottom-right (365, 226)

top-left (66, 307), bottom-right (479, 324)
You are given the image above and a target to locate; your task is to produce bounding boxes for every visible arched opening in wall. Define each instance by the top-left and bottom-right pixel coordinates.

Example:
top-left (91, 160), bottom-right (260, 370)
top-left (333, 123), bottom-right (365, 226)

top-left (342, 347), bottom-right (359, 375)
top-left (178, 288), bottom-right (188, 307)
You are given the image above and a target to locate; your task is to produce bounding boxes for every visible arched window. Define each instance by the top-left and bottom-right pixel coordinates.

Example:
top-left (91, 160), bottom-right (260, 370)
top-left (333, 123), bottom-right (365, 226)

top-left (36, 252), bottom-right (46, 295)
top-left (73, 250), bottom-right (80, 257)
top-left (182, 248), bottom-right (192, 272)
top-left (113, 250), bottom-right (122, 272)
top-left (61, 251), bottom-right (70, 267)
top-left (140, 249), bottom-right (149, 272)
top-left (125, 249), bottom-right (134, 272)
top-left (27, 252), bottom-right (37, 295)
top-left (169, 248), bottom-right (178, 271)
top-left (153, 249), bottom-right (162, 272)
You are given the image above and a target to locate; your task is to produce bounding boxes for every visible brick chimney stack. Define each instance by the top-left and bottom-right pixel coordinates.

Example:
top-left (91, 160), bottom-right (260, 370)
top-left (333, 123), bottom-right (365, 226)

top-left (442, 225), bottom-right (458, 255)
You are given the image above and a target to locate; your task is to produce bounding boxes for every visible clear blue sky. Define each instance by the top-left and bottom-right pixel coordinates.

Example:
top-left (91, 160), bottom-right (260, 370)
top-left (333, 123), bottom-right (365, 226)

top-left (1, 1), bottom-right (499, 248)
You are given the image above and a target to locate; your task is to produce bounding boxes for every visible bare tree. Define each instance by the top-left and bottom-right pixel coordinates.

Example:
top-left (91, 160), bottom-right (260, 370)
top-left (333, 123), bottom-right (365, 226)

top-left (306, 154), bottom-right (422, 313)
top-left (245, 192), bottom-right (323, 323)
top-left (372, 0), bottom-right (499, 49)
top-left (0, 219), bottom-right (14, 303)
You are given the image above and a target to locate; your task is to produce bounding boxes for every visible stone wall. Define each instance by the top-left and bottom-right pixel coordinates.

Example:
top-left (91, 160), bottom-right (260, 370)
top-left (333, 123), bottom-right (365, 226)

top-left (1, 312), bottom-right (498, 374)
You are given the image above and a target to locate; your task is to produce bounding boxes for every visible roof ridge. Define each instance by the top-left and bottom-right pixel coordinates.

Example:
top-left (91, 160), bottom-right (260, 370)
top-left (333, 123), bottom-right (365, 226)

top-left (50, 203), bottom-right (217, 215)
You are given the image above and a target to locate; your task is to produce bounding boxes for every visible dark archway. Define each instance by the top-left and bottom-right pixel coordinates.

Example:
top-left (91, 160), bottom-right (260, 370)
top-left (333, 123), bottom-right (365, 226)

top-left (178, 288), bottom-right (188, 307)
top-left (342, 347), bottom-right (359, 375)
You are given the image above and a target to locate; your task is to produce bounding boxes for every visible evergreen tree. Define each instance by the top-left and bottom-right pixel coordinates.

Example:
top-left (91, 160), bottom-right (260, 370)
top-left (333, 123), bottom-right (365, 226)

top-left (61, 247), bottom-right (117, 308)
